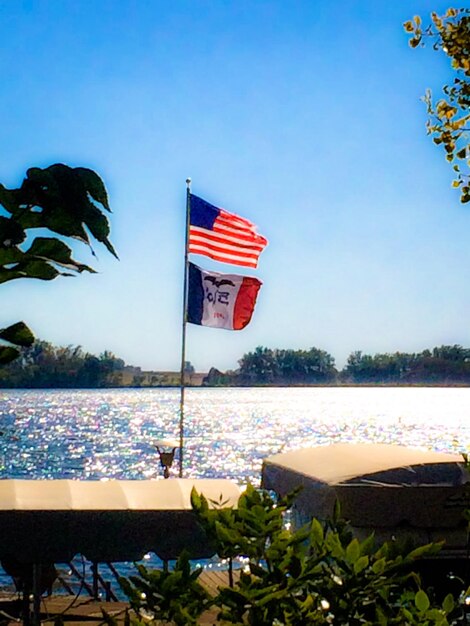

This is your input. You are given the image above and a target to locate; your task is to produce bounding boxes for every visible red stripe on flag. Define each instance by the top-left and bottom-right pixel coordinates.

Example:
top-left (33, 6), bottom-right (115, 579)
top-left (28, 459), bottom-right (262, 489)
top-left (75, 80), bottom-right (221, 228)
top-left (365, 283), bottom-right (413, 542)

top-left (190, 227), bottom-right (265, 251)
top-left (188, 243), bottom-right (259, 263)
top-left (188, 244), bottom-right (260, 268)
top-left (215, 214), bottom-right (267, 239)
top-left (218, 208), bottom-right (255, 229)
top-left (233, 277), bottom-right (262, 329)
top-left (212, 224), bottom-right (267, 247)
top-left (189, 228), bottom-right (265, 268)
top-left (188, 201), bottom-right (268, 268)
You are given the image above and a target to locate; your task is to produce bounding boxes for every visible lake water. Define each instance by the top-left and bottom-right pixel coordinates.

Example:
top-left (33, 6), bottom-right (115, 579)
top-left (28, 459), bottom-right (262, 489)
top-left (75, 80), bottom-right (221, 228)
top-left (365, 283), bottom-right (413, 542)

top-left (1, 386), bottom-right (469, 483)
top-left (0, 386), bottom-right (469, 594)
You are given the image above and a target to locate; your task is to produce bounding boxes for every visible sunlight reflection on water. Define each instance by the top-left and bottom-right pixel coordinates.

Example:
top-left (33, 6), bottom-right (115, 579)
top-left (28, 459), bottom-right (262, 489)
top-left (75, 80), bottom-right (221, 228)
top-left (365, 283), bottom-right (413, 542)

top-left (1, 387), bottom-right (469, 484)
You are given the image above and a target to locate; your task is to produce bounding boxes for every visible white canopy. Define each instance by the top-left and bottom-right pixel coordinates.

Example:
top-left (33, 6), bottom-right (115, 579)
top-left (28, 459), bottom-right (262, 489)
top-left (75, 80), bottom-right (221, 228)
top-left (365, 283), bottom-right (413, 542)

top-left (0, 478), bottom-right (239, 511)
top-left (0, 479), bottom-right (240, 563)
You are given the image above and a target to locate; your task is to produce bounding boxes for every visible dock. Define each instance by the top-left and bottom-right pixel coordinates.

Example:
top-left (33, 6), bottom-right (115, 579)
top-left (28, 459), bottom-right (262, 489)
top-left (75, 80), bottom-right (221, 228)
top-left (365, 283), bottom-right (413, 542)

top-left (0, 569), bottom-right (241, 624)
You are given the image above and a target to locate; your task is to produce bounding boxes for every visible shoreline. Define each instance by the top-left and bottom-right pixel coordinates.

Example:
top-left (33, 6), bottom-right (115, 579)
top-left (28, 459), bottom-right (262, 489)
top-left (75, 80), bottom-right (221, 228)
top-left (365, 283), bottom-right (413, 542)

top-left (2, 382), bottom-right (470, 390)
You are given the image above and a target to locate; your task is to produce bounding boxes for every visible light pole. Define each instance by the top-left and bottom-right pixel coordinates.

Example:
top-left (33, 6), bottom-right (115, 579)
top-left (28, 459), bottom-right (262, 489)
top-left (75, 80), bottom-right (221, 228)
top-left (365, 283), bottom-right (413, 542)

top-left (154, 439), bottom-right (179, 478)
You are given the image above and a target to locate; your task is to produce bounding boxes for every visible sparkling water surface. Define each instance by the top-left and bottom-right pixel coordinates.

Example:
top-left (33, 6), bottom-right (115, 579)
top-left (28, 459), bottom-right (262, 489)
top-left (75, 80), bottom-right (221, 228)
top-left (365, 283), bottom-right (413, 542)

top-left (0, 387), bottom-right (469, 594)
top-left (1, 387), bottom-right (469, 483)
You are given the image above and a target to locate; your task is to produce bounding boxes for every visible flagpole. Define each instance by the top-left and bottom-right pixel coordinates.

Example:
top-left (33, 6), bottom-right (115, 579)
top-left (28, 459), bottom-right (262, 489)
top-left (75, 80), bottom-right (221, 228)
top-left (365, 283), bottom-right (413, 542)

top-left (178, 177), bottom-right (191, 477)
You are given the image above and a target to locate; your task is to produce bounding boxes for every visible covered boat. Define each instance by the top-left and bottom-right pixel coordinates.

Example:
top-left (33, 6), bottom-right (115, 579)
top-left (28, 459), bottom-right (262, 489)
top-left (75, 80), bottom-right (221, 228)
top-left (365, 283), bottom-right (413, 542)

top-left (261, 443), bottom-right (470, 555)
top-left (0, 478), bottom-right (241, 563)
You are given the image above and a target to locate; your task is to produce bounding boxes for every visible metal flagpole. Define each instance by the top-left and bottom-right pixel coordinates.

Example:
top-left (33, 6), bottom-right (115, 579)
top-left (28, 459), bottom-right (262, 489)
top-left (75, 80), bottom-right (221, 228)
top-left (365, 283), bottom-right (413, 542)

top-left (178, 178), bottom-right (191, 477)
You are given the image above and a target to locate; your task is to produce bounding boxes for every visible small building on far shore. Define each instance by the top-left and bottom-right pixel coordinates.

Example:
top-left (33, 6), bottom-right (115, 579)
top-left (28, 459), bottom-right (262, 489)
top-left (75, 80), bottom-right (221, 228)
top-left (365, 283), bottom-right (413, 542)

top-left (118, 366), bottom-right (206, 387)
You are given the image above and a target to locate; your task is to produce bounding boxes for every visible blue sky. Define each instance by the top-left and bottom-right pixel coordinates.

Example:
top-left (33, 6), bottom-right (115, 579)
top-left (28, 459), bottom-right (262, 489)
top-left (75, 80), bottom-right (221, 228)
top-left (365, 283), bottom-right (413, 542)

top-left (1, 0), bottom-right (469, 372)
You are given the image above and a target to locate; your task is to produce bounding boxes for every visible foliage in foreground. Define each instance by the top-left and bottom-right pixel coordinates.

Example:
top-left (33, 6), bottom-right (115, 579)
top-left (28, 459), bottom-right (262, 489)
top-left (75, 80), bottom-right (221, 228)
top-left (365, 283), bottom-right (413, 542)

top-left (118, 485), bottom-right (467, 625)
top-left (405, 8), bottom-right (470, 203)
top-left (120, 555), bottom-right (211, 626)
top-left (0, 163), bottom-right (116, 364)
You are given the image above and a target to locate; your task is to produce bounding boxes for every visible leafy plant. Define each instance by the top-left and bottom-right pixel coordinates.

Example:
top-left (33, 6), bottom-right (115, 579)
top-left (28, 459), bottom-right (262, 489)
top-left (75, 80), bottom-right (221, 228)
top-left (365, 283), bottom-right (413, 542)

top-left (120, 485), bottom-right (465, 625)
top-left (0, 322), bottom-right (34, 365)
top-left (0, 163), bottom-right (116, 363)
top-left (197, 486), bottom-right (454, 625)
top-left (405, 9), bottom-right (470, 203)
top-left (119, 552), bottom-right (211, 626)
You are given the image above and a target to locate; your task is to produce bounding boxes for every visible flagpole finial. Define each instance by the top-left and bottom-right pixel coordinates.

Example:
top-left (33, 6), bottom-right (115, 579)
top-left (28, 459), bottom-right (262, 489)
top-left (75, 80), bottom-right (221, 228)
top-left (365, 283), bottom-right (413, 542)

top-left (186, 178), bottom-right (191, 188)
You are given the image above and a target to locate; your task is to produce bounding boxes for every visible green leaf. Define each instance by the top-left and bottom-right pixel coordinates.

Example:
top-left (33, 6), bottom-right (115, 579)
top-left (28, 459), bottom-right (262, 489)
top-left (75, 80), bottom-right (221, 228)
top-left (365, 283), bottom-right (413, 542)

top-left (0, 216), bottom-right (26, 247)
top-left (17, 164), bottom-right (115, 255)
top-left (0, 185), bottom-right (18, 214)
top-left (0, 322), bottom-right (34, 347)
top-left (353, 555), bottom-right (369, 574)
top-left (0, 268), bottom-right (24, 284)
top-left (372, 557), bottom-right (386, 574)
top-left (407, 542), bottom-right (441, 560)
top-left (375, 605), bottom-right (389, 626)
top-left (332, 498), bottom-right (341, 521)
top-left (83, 204), bottom-right (118, 258)
top-left (346, 538), bottom-right (360, 563)
top-left (325, 532), bottom-right (344, 558)
top-left (75, 167), bottom-right (111, 211)
top-left (26, 237), bottom-right (94, 272)
top-left (15, 212), bottom-right (45, 229)
top-left (401, 607), bottom-right (414, 621)
top-left (442, 593), bottom-right (454, 613)
top-left (27, 237), bottom-right (74, 264)
top-left (310, 518), bottom-right (324, 544)
top-left (358, 532), bottom-right (375, 556)
top-left (256, 588), bottom-right (288, 607)
top-left (415, 589), bottom-right (430, 612)
top-left (0, 346), bottom-right (20, 364)
top-left (0, 247), bottom-right (24, 266)
top-left (13, 259), bottom-right (59, 281)
top-left (215, 520), bottom-right (236, 545)
top-left (43, 209), bottom-right (89, 242)
top-left (190, 487), bottom-right (202, 511)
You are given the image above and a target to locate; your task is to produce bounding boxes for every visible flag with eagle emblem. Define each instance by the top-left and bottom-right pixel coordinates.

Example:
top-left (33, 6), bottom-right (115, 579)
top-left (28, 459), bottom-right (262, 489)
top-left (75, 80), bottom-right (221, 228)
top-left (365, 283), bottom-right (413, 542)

top-left (187, 262), bottom-right (262, 330)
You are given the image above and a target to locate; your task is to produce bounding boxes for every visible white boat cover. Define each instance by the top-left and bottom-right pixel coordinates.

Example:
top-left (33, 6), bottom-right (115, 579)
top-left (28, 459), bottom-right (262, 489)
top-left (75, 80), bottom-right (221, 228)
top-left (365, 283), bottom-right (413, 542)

top-left (262, 443), bottom-right (466, 487)
top-left (0, 479), bottom-right (240, 563)
top-left (261, 444), bottom-right (470, 551)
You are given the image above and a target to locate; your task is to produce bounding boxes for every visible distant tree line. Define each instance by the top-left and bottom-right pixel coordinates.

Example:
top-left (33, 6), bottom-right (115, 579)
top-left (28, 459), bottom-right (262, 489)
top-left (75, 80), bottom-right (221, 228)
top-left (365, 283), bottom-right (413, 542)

top-left (341, 345), bottom-right (470, 385)
top-left (3, 341), bottom-right (470, 388)
top-left (0, 340), bottom-right (125, 388)
top-left (235, 346), bottom-right (337, 385)
top-left (225, 344), bottom-right (470, 386)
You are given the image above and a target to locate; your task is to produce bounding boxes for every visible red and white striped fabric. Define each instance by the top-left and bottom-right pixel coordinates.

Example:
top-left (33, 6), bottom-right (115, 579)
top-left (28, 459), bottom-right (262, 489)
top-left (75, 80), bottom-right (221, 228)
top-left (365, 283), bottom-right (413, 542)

top-left (189, 194), bottom-right (268, 269)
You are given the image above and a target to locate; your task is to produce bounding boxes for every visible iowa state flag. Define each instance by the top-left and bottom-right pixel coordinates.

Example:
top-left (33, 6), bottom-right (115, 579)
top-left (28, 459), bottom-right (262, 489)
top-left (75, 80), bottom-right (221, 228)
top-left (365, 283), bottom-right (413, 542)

top-left (187, 262), bottom-right (262, 330)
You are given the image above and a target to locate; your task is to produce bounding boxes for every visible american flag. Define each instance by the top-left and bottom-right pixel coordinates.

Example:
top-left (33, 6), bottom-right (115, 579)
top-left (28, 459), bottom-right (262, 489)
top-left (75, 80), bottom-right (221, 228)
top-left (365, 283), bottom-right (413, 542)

top-left (188, 194), bottom-right (268, 268)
